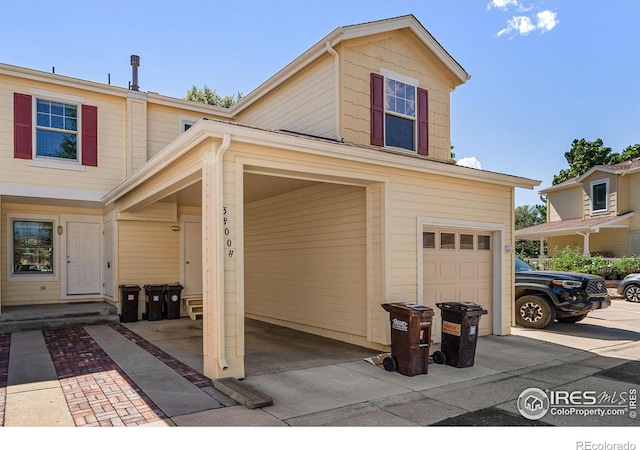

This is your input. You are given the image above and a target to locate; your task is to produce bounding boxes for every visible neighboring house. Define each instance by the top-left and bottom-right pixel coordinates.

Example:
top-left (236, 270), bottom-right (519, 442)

top-left (1, 15), bottom-right (539, 379)
top-left (516, 159), bottom-right (639, 258)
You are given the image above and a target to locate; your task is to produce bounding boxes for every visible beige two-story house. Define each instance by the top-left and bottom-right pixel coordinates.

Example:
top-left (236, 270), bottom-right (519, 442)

top-left (1, 15), bottom-right (539, 379)
top-left (516, 159), bottom-right (639, 257)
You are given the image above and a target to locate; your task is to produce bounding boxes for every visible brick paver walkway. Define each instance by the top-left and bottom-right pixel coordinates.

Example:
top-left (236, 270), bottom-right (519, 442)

top-left (43, 327), bottom-right (168, 427)
top-left (0, 333), bottom-right (9, 427)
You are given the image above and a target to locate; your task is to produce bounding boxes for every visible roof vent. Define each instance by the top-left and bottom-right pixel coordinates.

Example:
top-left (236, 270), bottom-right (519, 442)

top-left (130, 55), bottom-right (140, 91)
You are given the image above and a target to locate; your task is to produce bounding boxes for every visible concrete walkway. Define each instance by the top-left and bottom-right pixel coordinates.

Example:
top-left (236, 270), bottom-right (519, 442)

top-left (1, 305), bottom-right (639, 432)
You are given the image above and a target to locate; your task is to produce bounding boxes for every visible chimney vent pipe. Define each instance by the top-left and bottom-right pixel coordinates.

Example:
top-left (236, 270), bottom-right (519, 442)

top-left (130, 55), bottom-right (140, 91)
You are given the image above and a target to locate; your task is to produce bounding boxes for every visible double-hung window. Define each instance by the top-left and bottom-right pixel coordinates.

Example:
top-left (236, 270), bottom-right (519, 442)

top-left (36, 99), bottom-right (78, 160)
top-left (14, 91), bottom-right (98, 167)
top-left (371, 70), bottom-right (429, 155)
top-left (590, 179), bottom-right (610, 215)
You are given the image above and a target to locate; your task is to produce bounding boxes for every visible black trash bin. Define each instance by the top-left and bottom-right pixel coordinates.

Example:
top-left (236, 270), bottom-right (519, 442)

top-left (381, 302), bottom-right (434, 376)
top-left (143, 284), bottom-right (165, 321)
top-left (119, 284), bottom-right (140, 323)
top-left (164, 283), bottom-right (183, 319)
top-left (436, 302), bottom-right (487, 368)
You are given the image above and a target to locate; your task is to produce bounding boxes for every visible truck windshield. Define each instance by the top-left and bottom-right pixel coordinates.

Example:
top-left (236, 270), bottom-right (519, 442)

top-left (516, 257), bottom-right (535, 272)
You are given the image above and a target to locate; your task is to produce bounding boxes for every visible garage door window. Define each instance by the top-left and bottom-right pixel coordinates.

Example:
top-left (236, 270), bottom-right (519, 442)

top-left (423, 232), bottom-right (435, 249)
top-left (440, 233), bottom-right (456, 250)
top-left (460, 234), bottom-right (474, 250)
top-left (478, 235), bottom-right (491, 250)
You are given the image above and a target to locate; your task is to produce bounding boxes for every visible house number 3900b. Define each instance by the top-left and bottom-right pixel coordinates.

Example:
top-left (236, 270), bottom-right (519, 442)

top-left (223, 207), bottom-right (233, 258)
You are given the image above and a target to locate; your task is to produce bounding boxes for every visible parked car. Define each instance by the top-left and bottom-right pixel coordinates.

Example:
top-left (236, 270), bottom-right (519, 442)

top-left (617, 274), bottom-right (640, 303)
top-left (515, 257), bottom-right (610, 329)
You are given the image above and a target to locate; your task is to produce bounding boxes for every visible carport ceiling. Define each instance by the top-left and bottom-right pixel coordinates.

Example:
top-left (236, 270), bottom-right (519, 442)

top-left (162, 173), bottom-right (320, 207)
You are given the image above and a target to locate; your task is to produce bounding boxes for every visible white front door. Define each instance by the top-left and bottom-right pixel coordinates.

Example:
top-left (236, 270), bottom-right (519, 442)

top-left (67, 221), bottom-right (101, 295)
top-left (184, 219), bottom-right (203, 296)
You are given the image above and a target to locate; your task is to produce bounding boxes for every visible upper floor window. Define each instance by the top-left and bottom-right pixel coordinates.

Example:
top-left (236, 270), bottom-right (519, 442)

top-left (179, 115), bottom-right (200, 134)
top-left (14, 91), bottom-right (98, 168)
top-left (590, 179), bottom-right (610, 215)
top-left (371, 71), bottom-right (429, 155)
top-left (385, 78), bottom-right (416, 151)
top-left (36, 99), bottom-right (78, 160)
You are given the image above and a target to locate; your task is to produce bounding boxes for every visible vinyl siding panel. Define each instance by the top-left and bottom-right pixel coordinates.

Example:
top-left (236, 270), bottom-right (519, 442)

top-left (340, 30), bottom-right (453, 161)
top-left (235, 55), bottom-right (337, 139)
top-left (244, 183), bottom-right (368, 339)
top-left (0, 74), bottom-right (127, 193)
top-left (548, 186), bottom-right (583, 221)
top-left (1, 201), bottom-right (102, 306)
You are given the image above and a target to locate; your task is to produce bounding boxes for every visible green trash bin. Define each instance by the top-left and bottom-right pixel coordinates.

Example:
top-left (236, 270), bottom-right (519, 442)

top-left (436, 302), bottom-right (487, 368)
top-left (143, 284), bottom-right (165, 321)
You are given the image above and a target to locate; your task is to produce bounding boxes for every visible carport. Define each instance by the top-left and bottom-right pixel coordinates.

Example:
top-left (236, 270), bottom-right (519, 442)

top-left (103, 121), bottom-right (390, 380)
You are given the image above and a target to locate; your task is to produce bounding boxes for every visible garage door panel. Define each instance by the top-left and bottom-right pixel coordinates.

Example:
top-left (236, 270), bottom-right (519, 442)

top-left (423, 227), bottom-right (493, 335)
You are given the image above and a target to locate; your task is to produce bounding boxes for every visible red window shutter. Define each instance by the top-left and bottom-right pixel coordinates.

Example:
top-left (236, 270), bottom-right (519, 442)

top-left (14, 93), bottom-right (32, 159)
top-left (417, 87), bottom-right (428, 155)
top-left (81, 104), bottom-right (98, 166)
top-left (370, 73), bottom-right (384, 146)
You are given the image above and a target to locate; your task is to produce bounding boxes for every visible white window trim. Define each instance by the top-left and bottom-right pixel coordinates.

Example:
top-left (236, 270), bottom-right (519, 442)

top-left (7, 213), bottom-right (60, 282)
top-left (380, 68), bottom-right (419, 152)
top-left (30, 92), bottom-right (83, 167)
top-left (179, 115), bottom-right (200, 134)
top-left (590, 178), bottom-right (610, 215)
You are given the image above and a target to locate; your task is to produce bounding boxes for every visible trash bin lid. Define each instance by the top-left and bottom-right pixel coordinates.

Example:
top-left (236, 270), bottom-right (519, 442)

top-left (119, 284), bottom-right (140, 289)
top-left (436, 301), bottom-right (487, 313)
top-left (382, 302), bottom-right (434, 316)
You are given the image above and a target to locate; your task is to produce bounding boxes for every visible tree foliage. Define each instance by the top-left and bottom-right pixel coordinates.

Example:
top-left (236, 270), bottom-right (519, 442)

top-left (185, 85), bottom-right (243, 108)
top-left (515, 203), bottom-right (546, 257)
top-left (553, 138), bottom-right (640, 185)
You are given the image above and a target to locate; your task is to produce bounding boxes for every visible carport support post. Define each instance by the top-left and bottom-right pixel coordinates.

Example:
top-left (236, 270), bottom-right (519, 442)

top-left (201, 134), bottom-right (235, 379)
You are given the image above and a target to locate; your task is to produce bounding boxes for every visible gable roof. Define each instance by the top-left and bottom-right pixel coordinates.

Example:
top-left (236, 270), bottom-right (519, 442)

top-left (541, 158), bottom-right (640, 195)
top-left (228, 14), bottom-right (470, 116)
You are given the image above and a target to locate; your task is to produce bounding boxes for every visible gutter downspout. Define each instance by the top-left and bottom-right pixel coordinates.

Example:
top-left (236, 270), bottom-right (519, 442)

top-left (204, 133), bottom-right (232, 371)
top-left (325, 41), bottom-right (343, 142)
top-left (576, 230), bottom-right (590, 256)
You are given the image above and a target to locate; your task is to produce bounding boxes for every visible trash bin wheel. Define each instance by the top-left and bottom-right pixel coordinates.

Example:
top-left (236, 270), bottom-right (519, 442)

top-left (382, 356), bottom-right (397, 372)
top-left (432, 350), bottom-right (446, 365)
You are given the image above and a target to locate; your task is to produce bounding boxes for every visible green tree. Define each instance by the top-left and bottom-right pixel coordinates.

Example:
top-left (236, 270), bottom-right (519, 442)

top-left (553, 139), bottom-right (640, 185)
top-left (515, 202), bottom-right (546, 258)
top-left (185, 85), bottom-right (243, 108)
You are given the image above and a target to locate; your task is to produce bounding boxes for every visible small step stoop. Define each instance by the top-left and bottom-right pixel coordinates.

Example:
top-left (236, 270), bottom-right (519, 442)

top-left (0, 302), bottom-right (119, 333)
top-left (185, 296), bottom-right (203, 320)
top-left (212, 377), bottom-right (273, 409)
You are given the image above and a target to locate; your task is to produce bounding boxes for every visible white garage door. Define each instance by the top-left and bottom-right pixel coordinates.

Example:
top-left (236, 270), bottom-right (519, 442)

top-left (422, 228), bottom-right (493, 341)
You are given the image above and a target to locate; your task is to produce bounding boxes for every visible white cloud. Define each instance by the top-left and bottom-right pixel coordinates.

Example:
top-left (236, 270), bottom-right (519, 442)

top-left (496, 9), bottom-right (559, 37)
top-left (456, 157), bottom-right (483, 170)
top-left (536, 10), bottom-right (559, 32)
top-left (487, 0), bottom-right (520, 10)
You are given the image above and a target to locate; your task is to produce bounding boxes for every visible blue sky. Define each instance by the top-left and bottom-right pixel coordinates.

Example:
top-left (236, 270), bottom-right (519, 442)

top-left (2, 0), bottom-right (638, 207)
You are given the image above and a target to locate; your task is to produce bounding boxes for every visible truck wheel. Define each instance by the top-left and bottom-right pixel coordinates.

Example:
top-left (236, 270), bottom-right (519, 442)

top-left (557, 314), bottom-right (587, 323)
top-left (515, 295), bottom-right (556, 329)
top-left (623, 284), bottom-right (640, 303)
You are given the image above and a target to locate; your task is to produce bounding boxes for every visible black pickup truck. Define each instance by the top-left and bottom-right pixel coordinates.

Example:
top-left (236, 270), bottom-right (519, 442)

top-left (515, 257), bottom-right (610, 329)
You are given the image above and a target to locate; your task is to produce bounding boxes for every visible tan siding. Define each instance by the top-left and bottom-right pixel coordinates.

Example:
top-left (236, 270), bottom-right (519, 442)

top-left (590, 229), bottom-right (629, 257)
top-left (582, 172), bottom-right (616, 218)
top-left (244, 183), bottom-right (367, 338)
top-left (628, 173), bottom-right (640, 231)
top-left (235, 56), bottom-right (337, 139)
top-left (1, 202), bottom-right (102, 306)
top-left (548, 186), bottom-right (583, 221)
top-left (618, 173), bottom-right (630, 214)
top-left (117, 220), bottom-right (180, 286)
top-left (340, 30), bottom-right (453, 161)
top-left (0, 74), bottom-right (127, 193)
